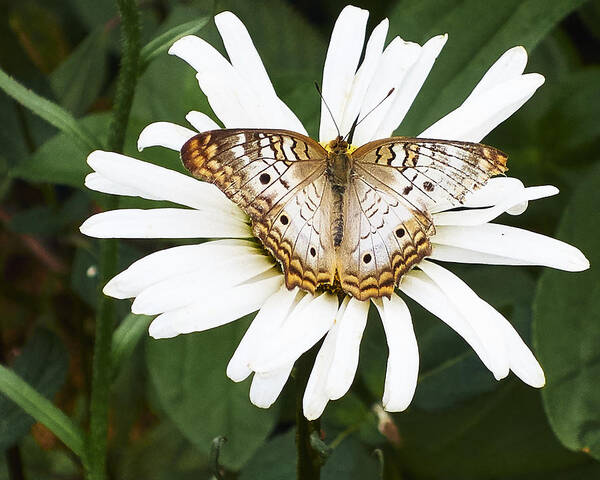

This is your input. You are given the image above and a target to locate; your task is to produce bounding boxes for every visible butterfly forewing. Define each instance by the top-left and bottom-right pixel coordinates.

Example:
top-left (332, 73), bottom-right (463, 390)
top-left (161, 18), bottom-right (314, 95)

top-left (180, 129), bottom-right (336, 293)
top-left (352, 137), bottom-right (508, 212)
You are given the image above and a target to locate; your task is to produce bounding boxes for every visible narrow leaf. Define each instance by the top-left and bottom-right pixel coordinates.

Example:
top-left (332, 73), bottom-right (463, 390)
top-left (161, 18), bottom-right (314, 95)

top-left (0, 68), bottom-right (100, 151)
top-left (0, 365), bottom-right (86, 459)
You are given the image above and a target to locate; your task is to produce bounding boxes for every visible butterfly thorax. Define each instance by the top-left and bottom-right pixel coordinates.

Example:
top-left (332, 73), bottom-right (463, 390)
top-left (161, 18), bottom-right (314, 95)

top-left (324, 136), bottom-right (355, 247)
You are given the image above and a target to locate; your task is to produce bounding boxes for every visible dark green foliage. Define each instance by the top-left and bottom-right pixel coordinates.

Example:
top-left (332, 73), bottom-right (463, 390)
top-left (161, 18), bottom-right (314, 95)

top-left (0, 0), bottom-right (599, 478)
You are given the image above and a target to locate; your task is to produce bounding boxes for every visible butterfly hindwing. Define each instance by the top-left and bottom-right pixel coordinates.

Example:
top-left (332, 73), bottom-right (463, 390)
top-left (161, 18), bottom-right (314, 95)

top-left (181, 129), bottom-right (336, 293)
top-left (337, 175), bottom-right (433, 300)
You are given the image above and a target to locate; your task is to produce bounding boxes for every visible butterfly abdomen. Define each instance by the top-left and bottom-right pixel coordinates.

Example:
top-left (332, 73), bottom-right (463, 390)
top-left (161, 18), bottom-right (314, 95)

top-left (331, 184), bottom-right (345, 247)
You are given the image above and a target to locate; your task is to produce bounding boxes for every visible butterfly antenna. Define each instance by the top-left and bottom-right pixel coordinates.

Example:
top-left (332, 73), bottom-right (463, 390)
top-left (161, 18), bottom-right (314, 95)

top-left (344, 88), bottom-right (395, 143)
top-left (315, 82), bottom-right (341, 138)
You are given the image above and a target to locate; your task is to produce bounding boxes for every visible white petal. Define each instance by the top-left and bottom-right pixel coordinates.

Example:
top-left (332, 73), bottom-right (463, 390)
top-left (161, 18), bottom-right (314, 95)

top-left (215, 11), bottom-right (277, 100)
top-left (185, 111), bottom-right (220, 131)
top-left (80, 208), bottom-right (251, 239)
top-left (303, 318), bottom-right (341, 420)
top-left (432, 224), bottom-right (590, 271)
top-left (86, 151), bottom-right (244, 218)
top-left (373, 294), bottom-right (419, 412)
top-left (339, 19), bottom-right (389, 135)
top-left (249, 365), bottom-right (293, 408)
top-left (498, 319), bottom-right (545, 387)
top-left (251, 293), bottom-right (339, 373)
top-left (148, 274), bottom-right (283, 338)
top-left (227, 285), bottom-right (299, 382)
top-left (377, 34), bottom-right (447, 137)
top-left (461, 177), bottom-right (525, 208)
top-left (320, 5), bottom-right (369, 141)
top-left (137, 122), bottom-right (197, 152)
top-left (170, 36), bottom-right (257, 127)
top-left (469, 47), bottom-right (528, 97)
top-left (429, 244), bottom-right (536, 265)
top-left (85, 173), bottom-right (161, 200)
top-left (104, 240), bottom-right (258, 299)
top-left (131, 255), bottom-right (275, 315)
top-left (400, 271), bottom-right (501, 376)
top-left (433, 186), bottom-right (558, 226)
top-left (215, 12), bottom-right (306, 133)
top-left (326, 297), bottom-right (369, 400)
top-left (419, 73), bottom-right (545, 142)
top-left (354, 36), bottom-right (422, 145)
top-left (417, 260), bottom-right (509, 380)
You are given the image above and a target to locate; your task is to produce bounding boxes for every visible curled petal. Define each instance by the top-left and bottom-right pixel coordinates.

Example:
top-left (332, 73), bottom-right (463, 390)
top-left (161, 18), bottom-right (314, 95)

top-left (433, 186), bottom-right (558, 226)
top-left (185, 111), bottom-right (220, 131)
top-left (137, 122), bottom-right (197, 151)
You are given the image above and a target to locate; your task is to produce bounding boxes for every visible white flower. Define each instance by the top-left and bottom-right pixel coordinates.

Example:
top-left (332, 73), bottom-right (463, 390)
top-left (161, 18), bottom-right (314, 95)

top-left (80, 6), bottom-right (589, 420)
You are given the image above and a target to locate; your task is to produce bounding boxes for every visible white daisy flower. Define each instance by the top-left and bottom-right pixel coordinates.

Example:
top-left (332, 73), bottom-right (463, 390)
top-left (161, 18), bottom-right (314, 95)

top-left (80, 6), bottom-right (589, 420)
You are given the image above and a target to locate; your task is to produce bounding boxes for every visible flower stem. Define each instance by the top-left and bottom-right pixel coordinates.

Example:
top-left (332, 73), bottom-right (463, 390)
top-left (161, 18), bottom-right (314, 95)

top-left (295, 351), bottom-right (321, 480)
top-left (86, 1), bottom-right (140, 479)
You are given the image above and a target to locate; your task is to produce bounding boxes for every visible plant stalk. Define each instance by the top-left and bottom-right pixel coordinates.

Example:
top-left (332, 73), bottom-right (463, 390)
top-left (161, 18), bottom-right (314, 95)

top-left (86, 0), bottom-right (140, 479)
top-left (295, 351), bottom-right (322, 480)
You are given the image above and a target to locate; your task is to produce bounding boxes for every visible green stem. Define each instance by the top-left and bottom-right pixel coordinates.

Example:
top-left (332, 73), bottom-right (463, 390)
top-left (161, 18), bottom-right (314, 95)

top-left (295, 351), bottom-right (321, 480)
top-left (86, 1), bottom-right (140, 479)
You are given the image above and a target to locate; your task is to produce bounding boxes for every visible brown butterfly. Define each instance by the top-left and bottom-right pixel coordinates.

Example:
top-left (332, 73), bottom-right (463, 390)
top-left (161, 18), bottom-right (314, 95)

top-left (180, 129), bottom-right (506, 300)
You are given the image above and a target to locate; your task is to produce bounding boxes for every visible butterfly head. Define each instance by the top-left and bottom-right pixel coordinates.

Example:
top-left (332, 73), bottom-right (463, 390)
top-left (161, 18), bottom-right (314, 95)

top-left (323, 136), bottom-right (357, 155)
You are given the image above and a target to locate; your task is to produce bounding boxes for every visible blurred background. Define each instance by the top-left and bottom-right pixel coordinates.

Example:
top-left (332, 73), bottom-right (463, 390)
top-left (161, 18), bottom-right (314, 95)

top-left (1, 0), bottom-right (600, 478)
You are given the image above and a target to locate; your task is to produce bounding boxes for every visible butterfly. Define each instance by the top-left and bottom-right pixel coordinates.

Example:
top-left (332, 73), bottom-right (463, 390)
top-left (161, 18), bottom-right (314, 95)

top-left (180, 129), bottom-right (507, 300)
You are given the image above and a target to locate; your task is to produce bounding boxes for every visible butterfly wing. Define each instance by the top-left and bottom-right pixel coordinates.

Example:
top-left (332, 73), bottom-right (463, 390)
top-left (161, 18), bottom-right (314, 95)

top-left (181, 129), bottom-right (336, 293)
top-left (352, 137), bottom-right (507, 212)
top-left (337, 137), bottom-right (507, 300)
top-left (337, 174), bottom-right (433, 300)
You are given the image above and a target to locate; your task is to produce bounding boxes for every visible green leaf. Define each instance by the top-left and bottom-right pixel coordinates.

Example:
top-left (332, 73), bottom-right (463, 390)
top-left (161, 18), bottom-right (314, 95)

top-left (50, 28), bottom-right (110, 116)
top-left (0, 329), bottom-right (85, 458)
top-left (0, 68), bottom-right (101, 151)
top-left (10, 112), bottom-right (110, 187)
top-left (393, 382), bottom-right (588, 479)
top-left (139, 17), bottom-right (210, 72)
top-left (387, 0), bottom-right (589, 135)
top-left (533, 162), bottom-right (600, 460)
top-left (146, 317), bottom-right (279, 470)
top-left (111, 313), bottom-right (153, 373)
